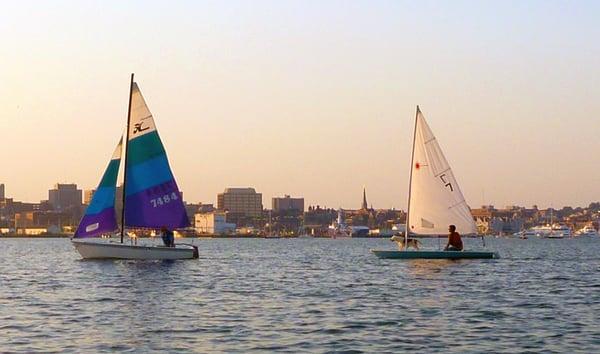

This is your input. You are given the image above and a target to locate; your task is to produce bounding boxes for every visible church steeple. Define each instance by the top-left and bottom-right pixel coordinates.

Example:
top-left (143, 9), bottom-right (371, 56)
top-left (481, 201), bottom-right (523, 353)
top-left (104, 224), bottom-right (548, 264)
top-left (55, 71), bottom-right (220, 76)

top-left (361, 187), bottom-right (368, 210)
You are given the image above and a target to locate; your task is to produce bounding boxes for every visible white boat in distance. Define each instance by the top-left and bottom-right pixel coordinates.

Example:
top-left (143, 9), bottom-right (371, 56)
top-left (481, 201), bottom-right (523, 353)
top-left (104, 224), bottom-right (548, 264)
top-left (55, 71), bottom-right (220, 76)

top-left (575, 225), bottom-right (598, 237)
top-left (71, 74), bottom-right (198, 260)
top-left (528, 224), bottom-right (572, 238)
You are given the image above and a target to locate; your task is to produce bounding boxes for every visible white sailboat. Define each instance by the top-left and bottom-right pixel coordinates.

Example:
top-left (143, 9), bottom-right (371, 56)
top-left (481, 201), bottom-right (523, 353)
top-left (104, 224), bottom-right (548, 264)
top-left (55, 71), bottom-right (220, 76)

top-left (372, 106), bottom-right (498, 259)
top-left (71, 74), bottom-right (198, 260)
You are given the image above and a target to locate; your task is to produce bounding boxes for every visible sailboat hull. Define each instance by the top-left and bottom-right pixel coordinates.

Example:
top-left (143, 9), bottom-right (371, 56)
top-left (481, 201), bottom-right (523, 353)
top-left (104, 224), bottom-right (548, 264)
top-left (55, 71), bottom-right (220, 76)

top-left (370, 249), bottom-right (499, 259)
top-left (72, 240), bottom-right (198, 260)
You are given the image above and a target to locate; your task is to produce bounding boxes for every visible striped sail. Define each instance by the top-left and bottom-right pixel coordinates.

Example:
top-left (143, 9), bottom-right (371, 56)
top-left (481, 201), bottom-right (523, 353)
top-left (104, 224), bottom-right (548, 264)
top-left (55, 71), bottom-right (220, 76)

top-left (123, 82), bottom-right (190, 229)
top-left (74, 138), bottom-right (123, 237)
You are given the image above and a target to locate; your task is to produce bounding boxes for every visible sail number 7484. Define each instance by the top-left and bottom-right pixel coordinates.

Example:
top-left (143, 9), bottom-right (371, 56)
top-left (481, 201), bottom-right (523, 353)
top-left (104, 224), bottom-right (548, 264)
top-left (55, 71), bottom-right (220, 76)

top-left (150, 192), bottom-right (179, 208)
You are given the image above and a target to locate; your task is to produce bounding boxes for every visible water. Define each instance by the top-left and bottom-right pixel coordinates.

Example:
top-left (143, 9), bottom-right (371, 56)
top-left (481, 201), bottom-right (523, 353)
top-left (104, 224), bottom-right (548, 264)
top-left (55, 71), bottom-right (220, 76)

top-left (1, 237), bottom-right (600, 353)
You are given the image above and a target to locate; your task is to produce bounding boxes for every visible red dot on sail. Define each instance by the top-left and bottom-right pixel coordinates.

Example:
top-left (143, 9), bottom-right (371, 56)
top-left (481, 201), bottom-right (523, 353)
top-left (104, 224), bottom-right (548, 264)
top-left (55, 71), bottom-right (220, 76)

top-left (415, 162), bottom-right (420, 169)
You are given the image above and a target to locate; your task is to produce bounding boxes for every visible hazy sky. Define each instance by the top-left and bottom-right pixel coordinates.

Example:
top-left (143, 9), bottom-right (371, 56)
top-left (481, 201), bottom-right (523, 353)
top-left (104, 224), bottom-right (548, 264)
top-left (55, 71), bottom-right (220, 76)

top-left (1, 0), bottom-right (599, 209)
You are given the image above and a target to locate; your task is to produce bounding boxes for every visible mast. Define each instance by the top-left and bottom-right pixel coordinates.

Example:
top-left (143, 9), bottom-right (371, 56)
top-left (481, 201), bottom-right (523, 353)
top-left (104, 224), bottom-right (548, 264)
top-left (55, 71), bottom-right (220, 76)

top-left (120, 73), bottom-right (134, 243)
top-left (405, 105), bottom-right (420, 246)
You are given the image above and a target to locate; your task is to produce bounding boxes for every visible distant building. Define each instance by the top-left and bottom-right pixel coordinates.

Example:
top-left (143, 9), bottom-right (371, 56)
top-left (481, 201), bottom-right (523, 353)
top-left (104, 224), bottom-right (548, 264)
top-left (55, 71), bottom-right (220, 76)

top-left (49, 184), bottom-right (82, 212)
top-left (14, 210), bottom-right (72, 229)
top-left (84, 189), bottom-right (95, 205)
top-left (195, 212), bottom-right (235, 235)
top-left (0, 183), bottom-right (4, 200)
top-left (471, 205), bottom-right (524, 234)
top-left (217, 188), bottom-right (263, 217)
top-left (198, 203), bottom-right (215, 213)
top-left (272, 195), bottom-right (304, 213)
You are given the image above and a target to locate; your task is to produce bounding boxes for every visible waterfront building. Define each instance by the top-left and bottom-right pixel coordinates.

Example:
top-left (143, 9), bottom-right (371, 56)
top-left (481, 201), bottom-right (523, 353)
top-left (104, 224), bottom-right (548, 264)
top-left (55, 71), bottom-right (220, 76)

top-left (471, 205), bottom-right (525, 234)
top-left (16, 226), bottom-right (61, 236)
top-left (195, 212), bottom-right (235, 235)
top-left (272, 195), bottom-right (304, 213)
top-left (14, 210), bottom-right (73, 230)
top-left (0, 183), bottom-right (4, 200)
top-left (217, 188), bottom-right (263, 217)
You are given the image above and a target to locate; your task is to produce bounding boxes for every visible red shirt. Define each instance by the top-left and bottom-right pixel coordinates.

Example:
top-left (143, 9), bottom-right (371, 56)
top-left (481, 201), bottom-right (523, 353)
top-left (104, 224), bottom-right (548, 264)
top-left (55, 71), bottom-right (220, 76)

top-left (448, 231), bottom-right (463, 250)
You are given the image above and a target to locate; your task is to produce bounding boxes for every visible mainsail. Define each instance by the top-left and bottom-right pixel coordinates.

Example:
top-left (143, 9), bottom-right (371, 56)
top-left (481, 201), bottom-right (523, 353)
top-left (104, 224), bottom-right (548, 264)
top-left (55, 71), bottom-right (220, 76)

top-left (407, 107), bottom-right (477, 235)
top-left (123, 82), bottom-right (190, 229)
top-left (74, 138), bottom-right (123, 238)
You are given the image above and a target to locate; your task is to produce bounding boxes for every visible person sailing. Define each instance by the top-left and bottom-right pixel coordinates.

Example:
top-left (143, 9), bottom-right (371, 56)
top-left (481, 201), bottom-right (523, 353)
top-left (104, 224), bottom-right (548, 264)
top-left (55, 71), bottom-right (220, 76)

top-left (444, 224), bottom-right (463, 251)
top-left (160, 226), bottom-right (175, 247)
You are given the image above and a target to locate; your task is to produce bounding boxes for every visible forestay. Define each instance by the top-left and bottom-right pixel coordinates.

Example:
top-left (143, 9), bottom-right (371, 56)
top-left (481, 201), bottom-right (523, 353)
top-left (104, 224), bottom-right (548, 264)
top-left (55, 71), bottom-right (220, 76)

top-left (123, 82), bottom-right (190, 229)
top-left (407, 108), bottom-right (477, 236)
top-left (74, 138), bottom-right (122, 237)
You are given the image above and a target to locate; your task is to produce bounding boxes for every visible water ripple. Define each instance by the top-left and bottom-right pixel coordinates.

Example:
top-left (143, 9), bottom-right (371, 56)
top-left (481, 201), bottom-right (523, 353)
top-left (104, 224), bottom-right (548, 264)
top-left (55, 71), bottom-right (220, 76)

top-left (1, 237), bottom-right (600, 352)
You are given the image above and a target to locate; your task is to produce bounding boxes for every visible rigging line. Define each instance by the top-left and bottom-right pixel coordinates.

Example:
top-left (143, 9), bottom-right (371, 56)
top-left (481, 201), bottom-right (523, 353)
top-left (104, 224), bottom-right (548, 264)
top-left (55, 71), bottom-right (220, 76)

top-left (423, 137), bottom-right (437, 145)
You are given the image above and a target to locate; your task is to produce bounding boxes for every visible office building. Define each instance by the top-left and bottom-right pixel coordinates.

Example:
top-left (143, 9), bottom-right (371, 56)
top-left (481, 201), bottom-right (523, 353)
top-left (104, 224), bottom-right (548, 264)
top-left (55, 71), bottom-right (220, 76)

top-left (217, 188), bottom-right (263, 217)
top-left (272, 195), bottom-right (304, 213)
top-left (48, 184), bottom-right (82, 211)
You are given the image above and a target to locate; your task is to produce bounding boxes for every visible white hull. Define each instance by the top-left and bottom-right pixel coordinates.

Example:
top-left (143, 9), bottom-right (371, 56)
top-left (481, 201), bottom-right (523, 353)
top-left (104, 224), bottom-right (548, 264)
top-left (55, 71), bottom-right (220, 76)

top-left (72, 239), bottom-right (198, 260)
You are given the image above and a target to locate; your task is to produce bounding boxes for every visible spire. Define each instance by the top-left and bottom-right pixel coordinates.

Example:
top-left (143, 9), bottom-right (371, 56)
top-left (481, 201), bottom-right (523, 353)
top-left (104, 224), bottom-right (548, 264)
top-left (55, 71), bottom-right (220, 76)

top-left (361, 187), bottom-right (368, 210)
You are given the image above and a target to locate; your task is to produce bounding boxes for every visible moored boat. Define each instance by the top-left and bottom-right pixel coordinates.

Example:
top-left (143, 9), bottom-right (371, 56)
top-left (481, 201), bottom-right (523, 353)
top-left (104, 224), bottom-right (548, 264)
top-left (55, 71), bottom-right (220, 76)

top-left (575, 225), bottom-right (599, 237)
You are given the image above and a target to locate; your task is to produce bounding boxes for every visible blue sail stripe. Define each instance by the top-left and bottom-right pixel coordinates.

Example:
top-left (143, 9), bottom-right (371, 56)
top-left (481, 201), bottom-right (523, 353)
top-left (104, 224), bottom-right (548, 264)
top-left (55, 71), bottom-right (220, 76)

top-left (85, 187), bottom-right (117, 215)
top-left (125, 155), bottom-right (174, 196)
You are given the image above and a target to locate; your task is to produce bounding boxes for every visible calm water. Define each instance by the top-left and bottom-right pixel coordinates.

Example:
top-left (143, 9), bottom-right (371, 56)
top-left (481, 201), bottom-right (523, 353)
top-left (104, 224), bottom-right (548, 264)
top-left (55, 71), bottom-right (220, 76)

top-left (1, 237), bottom-right (600, 353)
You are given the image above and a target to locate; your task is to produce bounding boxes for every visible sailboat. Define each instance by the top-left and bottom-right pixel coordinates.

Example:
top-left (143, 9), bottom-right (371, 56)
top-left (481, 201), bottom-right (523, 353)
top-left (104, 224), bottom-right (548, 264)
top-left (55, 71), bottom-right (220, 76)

top-left (71, 74), bottom-right (198, 260)
top-left (371, 106), bottom-right (498, 259)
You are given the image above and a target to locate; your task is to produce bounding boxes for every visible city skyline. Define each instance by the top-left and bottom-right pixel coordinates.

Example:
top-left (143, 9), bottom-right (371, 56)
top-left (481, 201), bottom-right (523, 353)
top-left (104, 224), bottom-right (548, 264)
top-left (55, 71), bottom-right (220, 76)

top-left (2, 1), bottom-right (599, 209)
top-left (1, 181), bottom-right (598, 212)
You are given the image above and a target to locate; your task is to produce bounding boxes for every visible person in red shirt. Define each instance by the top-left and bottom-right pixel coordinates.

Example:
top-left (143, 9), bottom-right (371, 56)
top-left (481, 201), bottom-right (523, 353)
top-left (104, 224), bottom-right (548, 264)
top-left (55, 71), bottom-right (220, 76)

top-left (444, 224), bottom-right (463, 251)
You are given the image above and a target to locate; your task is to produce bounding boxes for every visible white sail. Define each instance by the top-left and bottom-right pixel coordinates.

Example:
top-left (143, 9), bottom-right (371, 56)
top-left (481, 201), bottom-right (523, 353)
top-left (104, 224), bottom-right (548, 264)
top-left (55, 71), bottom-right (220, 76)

top-left (407, 108), bottom-right (477, 236)
top-left (128, 82), bottom-right (157, 140)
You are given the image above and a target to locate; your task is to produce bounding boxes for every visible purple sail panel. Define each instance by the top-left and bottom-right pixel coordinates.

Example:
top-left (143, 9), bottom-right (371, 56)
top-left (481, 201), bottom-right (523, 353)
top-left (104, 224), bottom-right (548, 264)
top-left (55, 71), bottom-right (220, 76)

top-left (74, 208), bottom-right (118, 238)
top-left (124, 180), bottom-right (190, 229)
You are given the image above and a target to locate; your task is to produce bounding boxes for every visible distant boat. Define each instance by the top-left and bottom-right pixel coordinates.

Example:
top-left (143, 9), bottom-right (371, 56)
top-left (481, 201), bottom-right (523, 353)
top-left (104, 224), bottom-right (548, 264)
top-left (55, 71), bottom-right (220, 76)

top-left (372, 106), bottom-right (498, 259)
top-left (575, 225), bottom-right (598, 237)
top-left (72, 74), bottom-right (198, 260)
top-left (328, 209), bottom-right (351, 239)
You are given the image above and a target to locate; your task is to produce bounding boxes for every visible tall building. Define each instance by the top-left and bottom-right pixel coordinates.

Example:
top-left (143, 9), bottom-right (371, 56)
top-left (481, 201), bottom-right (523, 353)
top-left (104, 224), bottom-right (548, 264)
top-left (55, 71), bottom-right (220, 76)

top-left (48, 184), bottom-right (82, 212)
top-left (0, 183), bottom-right (4, 199)
top-left (217, 188), bottom-right (263, 217)
top-left (272, 195), bottom-right (304, 213)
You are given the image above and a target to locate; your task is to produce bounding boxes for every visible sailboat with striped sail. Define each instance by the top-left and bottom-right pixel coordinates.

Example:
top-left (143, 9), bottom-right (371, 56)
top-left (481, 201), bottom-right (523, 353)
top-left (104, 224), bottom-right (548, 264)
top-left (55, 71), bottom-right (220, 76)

top-left (72, 74), bottom-right (198, 260)
top-left (371, 106), bottom-right (498, 259)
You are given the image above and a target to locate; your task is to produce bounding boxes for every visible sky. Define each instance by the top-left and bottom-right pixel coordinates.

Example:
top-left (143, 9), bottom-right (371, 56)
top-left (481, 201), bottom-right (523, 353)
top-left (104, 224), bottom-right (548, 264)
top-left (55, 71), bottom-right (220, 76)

top-left (1, 0), bottom-right (599, 210)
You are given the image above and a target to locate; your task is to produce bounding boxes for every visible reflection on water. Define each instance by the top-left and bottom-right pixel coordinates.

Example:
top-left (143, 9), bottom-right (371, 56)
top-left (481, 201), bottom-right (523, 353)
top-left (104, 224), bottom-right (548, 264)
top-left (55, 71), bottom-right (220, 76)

top-left (1, 237), bottom-right (600, 352)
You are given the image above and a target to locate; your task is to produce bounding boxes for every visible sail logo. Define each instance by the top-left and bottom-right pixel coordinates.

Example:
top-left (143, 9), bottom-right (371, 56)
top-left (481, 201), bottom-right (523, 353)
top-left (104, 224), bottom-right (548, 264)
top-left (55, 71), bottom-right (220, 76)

top-left (439, 174), bottom-right (453, 192)
top-left (133, 122), bottom-right (149, 134)
top-left (85, 223), bottom-right (100, 232)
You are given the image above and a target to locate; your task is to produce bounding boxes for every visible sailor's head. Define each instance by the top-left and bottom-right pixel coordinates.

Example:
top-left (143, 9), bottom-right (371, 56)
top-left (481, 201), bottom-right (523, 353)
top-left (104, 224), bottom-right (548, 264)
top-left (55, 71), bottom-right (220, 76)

top-left (449, 225), bottom-right (456, 232)
top-left (161, 226), bottom-right (168, 232)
